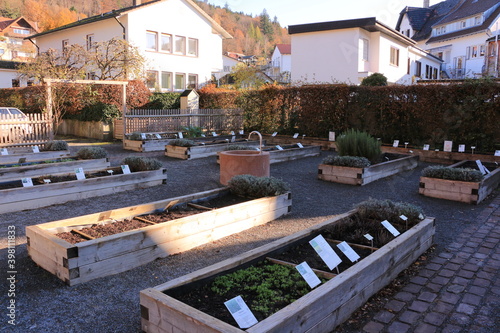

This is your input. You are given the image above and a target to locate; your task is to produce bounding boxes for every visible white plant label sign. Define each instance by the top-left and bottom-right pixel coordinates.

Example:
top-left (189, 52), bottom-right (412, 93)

top-left (444, 140), bottom-right (453, 152)
top-left (423, 144), bottom-right (430, 151)
top-left (458, 144), bottom-right (465, 153)
top-left (329, 131), bottom-right (335, 142)
top-left (155, 134), bottom-right (162, 139)
top-left (393, 140), bottom-right (399, 148)
top-left (495, 150), bottom-right (500, 157)
top-left (239, 130), bottom-right (244, 135)
top-left (276, 145), bottom-right (284, 150)
top-left (364, 234), bottom-right (373, 241)
top-left (337, 241), bottom-right (360, 263)
top-left (231, 136), bottom-right (236, 143)
top-left (1, 148), bottom-right (8, 155)
top-left (381, 220), bottom-right (400, 237)
top-left (201, 134), bottom-right (206, 137)
top-left (21, 178), bottom-right (34, 187)
top-left (293, 133), bottom-right (299, 138)
top-left (399, 215), bottom-right (408, 221)
top-left (75, 167), bottom-right (86, 180)
top-left (141, 133), bottom-right (146, 140)
top-left (309, 235), bottom-right (342, 270)
top-left (297, 143), bottom-right (304, 148)
top-left (224, 296), bottom-right (258, 329)
top-left (476, 160), bottom-right (490, 175)
top-left (272, 132), bottom-right (278, 137)
top-left (32, 146), bottom-right (40, 153)
top-left (177, 132), bottom-right (183, 139)
top-left (212, 132), bottom-right (218, 137)
top-left (121, 165), bottom-right (131, 174)
top-left (230, 131), bottom-right (235, 135)
top-left (296, 262), bottom-right (321, 289)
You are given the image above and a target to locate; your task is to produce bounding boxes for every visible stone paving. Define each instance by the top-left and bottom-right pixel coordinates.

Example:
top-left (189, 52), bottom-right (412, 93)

top-left (362, 195), bottom-right (500, 333)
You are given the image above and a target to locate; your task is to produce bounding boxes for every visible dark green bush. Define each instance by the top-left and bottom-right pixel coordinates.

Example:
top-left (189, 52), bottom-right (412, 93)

top-left (127, 132), bottom-right (144, 140)
top-left (360, 73), bottom-right (388, 86)
top-left (146, 92), bottom-right (181, 109)
top-left (322, 155), bottom-right (371, 168)
top-left (182, 126), bottom-right (203, 138)
top-left (228, 175), bottom-right (290, 198)
top-left (336, 129), bottom-right (381, 162)
top-left (43, 140), bottom-right (69, 151)
top-left (121, 156), bottom-right (163, 171)
top-left (67, 102), bottom-right (121, 122)
top-left (168, 139), bottom-right (197, 147)
top-left (76, 147), bottom-right (108, 159)
top-left (355, 199), bottom-right (424, 224)
top-left (421, 166), bottom-right (484, 182)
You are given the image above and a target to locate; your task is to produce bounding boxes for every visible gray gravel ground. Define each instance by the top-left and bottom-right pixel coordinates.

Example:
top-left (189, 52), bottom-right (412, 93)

top-left (0, 138), bottom-right (497, 332)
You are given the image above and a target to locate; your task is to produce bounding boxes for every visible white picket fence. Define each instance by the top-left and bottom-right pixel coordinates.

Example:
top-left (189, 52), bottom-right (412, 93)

top-left (0, 113), bottom-right (52, 147)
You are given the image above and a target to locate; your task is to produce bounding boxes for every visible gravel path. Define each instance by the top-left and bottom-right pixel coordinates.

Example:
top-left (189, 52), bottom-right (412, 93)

top-left (0, 138), bottom-right (497, 333)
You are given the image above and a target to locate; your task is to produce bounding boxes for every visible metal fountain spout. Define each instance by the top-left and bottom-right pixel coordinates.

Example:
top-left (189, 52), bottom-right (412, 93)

top-left (248, 131), bottom-right (263, 153)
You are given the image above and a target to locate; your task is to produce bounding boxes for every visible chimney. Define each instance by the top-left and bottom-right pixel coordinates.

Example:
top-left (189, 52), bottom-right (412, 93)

top-left (133, 0), bottom-right (142, 6)
top-left (423, 0), bottom-right (430, 8)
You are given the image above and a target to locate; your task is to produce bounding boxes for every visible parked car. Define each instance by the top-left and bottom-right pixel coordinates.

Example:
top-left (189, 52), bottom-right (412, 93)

top-left (0, 107), bottom-right (34, 143)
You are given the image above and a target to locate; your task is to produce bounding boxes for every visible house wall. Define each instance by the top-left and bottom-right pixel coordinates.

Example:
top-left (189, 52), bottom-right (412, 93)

top-left (0, 68), bottom-right (26, 88)
top-left (291, 28), bottom-right (360, 84)
top-left (398, 15), bottom-right (413, 38)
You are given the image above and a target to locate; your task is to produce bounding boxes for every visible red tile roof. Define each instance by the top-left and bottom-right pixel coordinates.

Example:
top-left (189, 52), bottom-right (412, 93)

top-left (276, 44), bottom-right (291, 55)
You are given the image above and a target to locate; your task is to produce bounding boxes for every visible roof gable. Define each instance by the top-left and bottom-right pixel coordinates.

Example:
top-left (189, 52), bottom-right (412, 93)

top-left (437, 0), bottom-right (500, 25)
top-left (0, 16), bottom-right (39, 33)
top-left (276, 44), bottom-right (291, 55)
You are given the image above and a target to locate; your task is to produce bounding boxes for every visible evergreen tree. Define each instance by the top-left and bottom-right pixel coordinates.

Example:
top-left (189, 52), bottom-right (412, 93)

top-left (259, 9), bottom-right (274, 40)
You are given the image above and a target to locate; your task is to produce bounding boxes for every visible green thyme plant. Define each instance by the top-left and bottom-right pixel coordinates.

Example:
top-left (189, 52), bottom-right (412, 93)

top-left (168, 138), bottom-right (197, 147)
top-left (224, 145), bottom-right (256, 151)
top-left (421, 166), bottom-right (484, 182)
top-left (76, 147), bottom-right (108, 159)
top-left (336, 129), bottom-right (381, 162)
top-left (322, 155), bottom-right (371, 168)
top-left (121, 156), bottom-right (162, 171)
top-left (228, 175), bottom-right (290, 198)
top-left (128, 132), bottom-right (144, 141)
top-left (355, 198), bottom-right (424, 225)
top-left (43, 140), bottom-right (69, 151)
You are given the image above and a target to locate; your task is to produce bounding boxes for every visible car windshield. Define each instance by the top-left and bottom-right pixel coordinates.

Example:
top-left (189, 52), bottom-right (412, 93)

top-left (0, 109), bottom-right (9, 115)
top-left (8, 108), bottom-right (22, 115)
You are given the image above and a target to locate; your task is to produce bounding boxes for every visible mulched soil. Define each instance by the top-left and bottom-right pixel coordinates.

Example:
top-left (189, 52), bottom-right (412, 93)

top-left (56, 193), bottom-right (249, 244)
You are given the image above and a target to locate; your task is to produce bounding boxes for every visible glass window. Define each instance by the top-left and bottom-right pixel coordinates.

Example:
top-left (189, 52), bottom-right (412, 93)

top-left (390, 47), bottom-right (399, 66)
top-left (188, 38), bottom-right (198, 56)
top-left (13, 28), bottom-right (30, 35)
top-left (161, 72), bottom-right (172, 90)
top-left (360, 38), bottom-right (369, 61)
top-left (480, 45), bottom-right (486, 57)
top-left (146, 31), bottom-right (157, 50)
top-left (174, 36), bottom-right (186, 54)
top-left (146, 70), bottom-right (158, 89)
top-left (161, 34), bottom-right (172, 52)
top-left (471, 46), bottom-right (478, 58)
top-left (188, 74), bottom-right (198, 89)
top-left (175, 74), bottom-right (185, 90)
top-left (475, 16), bottom-right (481, 25)
top-left (415, 61), bottom-right (422, 77)
top-left (86, 34), bottom-right (94, 50)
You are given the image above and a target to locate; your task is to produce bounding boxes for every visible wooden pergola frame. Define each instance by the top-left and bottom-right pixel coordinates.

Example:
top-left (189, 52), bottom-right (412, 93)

top-left (44, 79), bottom-right (129, 140)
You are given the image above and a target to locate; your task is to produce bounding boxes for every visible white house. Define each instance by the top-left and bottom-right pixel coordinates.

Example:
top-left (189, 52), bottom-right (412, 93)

top-left (268, 44), bottom-right (291, 83)
top-left (28, 0), bottom-right (231, 91)
top-left (289, 17), bottom-right (442, 85)
top-left (213, 53), bottom-right (241, 83)
top-left (396, 0), bottom-right (500, 79)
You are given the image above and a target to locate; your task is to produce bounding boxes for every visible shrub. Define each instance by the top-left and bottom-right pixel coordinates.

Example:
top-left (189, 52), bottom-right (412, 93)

top-left (228, 175), bottom-right (290, 198)
top-left (336, 129), bottom-right (381, 162)
top-left (69, 102), bottom-right (121, 122)
top-left (421, 166), bottom-right (484, 182)
top-left (146, 92), bottom-right (181, 109)
top-left (128, 132), bottom-right (144, 140)
top-left (182, 126), bottom-right (203, 138)
top-left (322, 155), bottom-right (371, 168)
top-left (121, 156), bottom-right (163, 171)
top-left (76, 147), bottom-right (108, 159)
top-left (43, 140), bottom-right (69, 151)
top-left (355, 199), bottom-right (424, 224)
top-left (360, 73), bottom-right (388, 86)
top-left (224, 145), bottom-right (256, 151)
top-left (168, 138), bottom-right (197, 147)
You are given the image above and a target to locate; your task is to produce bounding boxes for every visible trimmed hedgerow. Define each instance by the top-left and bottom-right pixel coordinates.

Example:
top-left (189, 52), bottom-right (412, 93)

top-left (322, 155), bottom-right (371, 168)
top-left (168, 139), bottom-right (197, 147)
top-left (228, 175), bottom-right (290, 198)
top-left (121, 156), bottom-right (163, 172)
top-left (43, 140), bottom-right (69, 151)
top-left (76, 147), bottom-right (108, 159)
top-left (421, 166), bottom-right (484, 182)
top-left (355, 198), bottom-right (425, 225)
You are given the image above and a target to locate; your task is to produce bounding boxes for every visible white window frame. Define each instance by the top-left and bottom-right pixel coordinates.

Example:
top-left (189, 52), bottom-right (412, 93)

top-left (161, 33), bottom-right (172, 53)
top-left (86, 34), bottom-right (94, 50)
top-left (187, 38), bottom-right (198, 57)
top-left (13, 28), bottom-right (30, 35)
top-left (174, 35), bottom-right (186, 55)
top-left (360, 38), bottom-right (369, 61)
top-left (146, 31), bottom-right (158, 51)
top-left (188, 74), bottom-right (198, 89)
top-left (175, 73), bottom-right (185, 90)
top-left (161, 71), bottom-right (172, 90)
top-left (146, 70), bottom-right (158, 89)
top-left (390, 46), bottom-right (399, 67)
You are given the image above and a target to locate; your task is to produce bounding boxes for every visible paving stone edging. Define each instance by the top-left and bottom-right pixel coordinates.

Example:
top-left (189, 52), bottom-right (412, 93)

top-left (362, 196), bottom-right (500, 333)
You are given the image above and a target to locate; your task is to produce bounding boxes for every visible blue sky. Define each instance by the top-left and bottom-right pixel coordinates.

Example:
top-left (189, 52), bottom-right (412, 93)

top-left (206, 0), bottom-right (440, 28)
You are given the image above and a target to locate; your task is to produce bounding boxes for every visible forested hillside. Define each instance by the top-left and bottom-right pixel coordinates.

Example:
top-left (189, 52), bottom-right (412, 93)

top-left (1, 0), bottom-right (290, 57)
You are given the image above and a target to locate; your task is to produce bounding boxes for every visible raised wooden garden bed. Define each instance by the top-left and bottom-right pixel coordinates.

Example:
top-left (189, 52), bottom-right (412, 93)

top-left (0, 167), bottom-right (167, 214)
top-left (166, 140), bottom-right (261, 160)
top-left (124, 134), bottom-right (247, 152)
top-left (318, 154), bottom-right (419, 185)
top-left (140, 212), bottom-right (435, 333)
top-left (217, 144), bottom-right (321, 164)
top-left (26, 188), bottom-right (292, 285)
top-left (0, 149), bottom-right (72, 165)
top-left (419, 161), bottom-right (500, 204)
top-left (0, 157), bottom-right (110, 182)
top-left (381, 146), bottom-right (500, 164)
top-left (264, 134), bottom-right (336, 151)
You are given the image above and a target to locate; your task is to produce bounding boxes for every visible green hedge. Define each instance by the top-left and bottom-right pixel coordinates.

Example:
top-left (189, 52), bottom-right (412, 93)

top-left (199, 81), bottom-right (500, 152)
